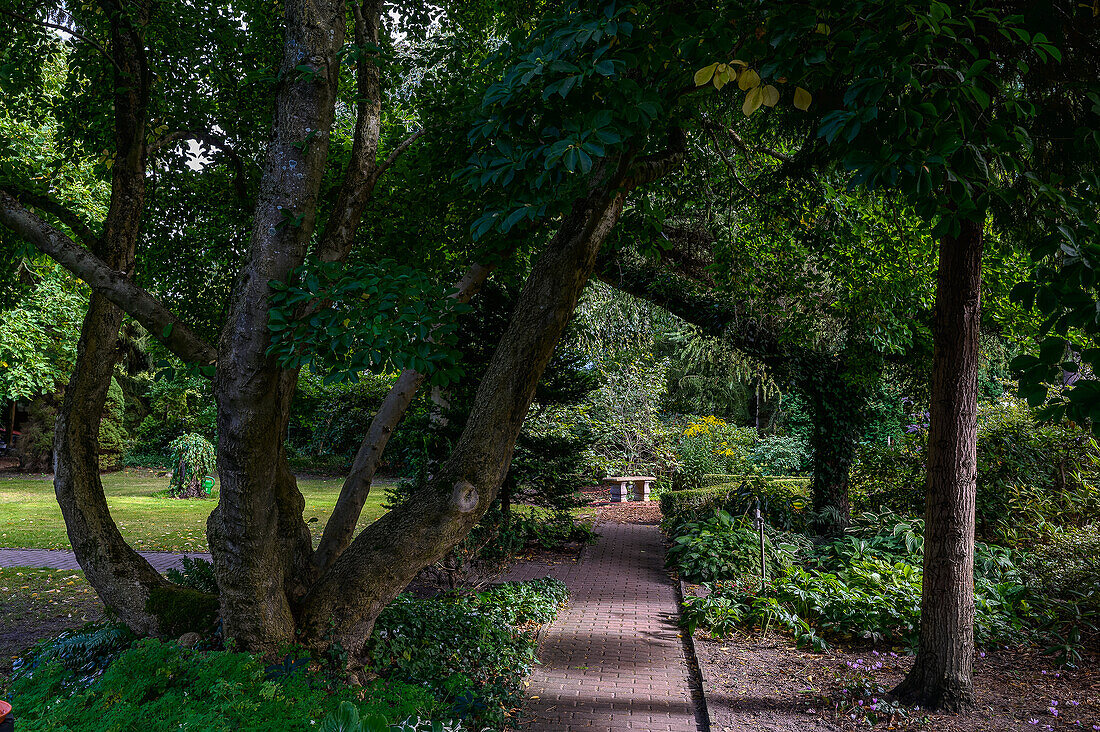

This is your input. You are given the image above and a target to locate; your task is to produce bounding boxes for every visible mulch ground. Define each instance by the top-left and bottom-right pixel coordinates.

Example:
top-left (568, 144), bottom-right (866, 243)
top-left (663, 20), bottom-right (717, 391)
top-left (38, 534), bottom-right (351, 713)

top-left (694, 628), bottom-right (1100, 732)
top-left (577, 486), bottom-right (664, 524)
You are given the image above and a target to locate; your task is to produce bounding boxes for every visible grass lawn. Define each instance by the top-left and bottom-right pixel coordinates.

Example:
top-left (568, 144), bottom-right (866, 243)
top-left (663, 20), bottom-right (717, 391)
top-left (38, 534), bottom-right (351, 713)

top-left (0, 469), bottom-right (394, 552)
top-left (0, 567), bottom-right (103, 634)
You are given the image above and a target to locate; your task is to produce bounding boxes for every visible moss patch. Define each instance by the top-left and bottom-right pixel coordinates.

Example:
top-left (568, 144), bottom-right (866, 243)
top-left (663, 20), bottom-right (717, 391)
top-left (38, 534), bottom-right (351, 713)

top-left (145, 585), bottom-right (218, 636)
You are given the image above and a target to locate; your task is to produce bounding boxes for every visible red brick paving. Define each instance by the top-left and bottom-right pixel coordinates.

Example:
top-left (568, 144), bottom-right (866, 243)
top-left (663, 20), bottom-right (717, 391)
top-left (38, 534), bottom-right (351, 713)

top-left (504, 522), bottom-right (701, 731)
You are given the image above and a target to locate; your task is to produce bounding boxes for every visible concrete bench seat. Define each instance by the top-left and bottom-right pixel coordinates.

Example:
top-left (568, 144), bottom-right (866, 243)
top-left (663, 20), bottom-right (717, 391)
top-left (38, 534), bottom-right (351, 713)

top-left (602, 476), bottom-right (656, 502)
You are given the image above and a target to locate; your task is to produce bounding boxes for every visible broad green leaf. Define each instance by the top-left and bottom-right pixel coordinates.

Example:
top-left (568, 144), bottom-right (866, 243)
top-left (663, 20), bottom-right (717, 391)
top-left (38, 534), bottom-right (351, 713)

top-left (743, 86), bottom-right (764, 116)
top-left (761, 85), bottom-right (780, 107)
top-left (737, 68), bottom-right (761, 91)
top-left (713, 65), bottom-right (731, 90)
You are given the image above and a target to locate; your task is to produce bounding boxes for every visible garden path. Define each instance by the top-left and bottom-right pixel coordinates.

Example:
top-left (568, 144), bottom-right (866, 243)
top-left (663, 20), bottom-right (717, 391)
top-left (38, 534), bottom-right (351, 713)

top-left (3, 524), bottom-right (706, 732)
top-left (0, 548), bottom-right (208, 573)
top-left (503, 521), bottom-right (704, 731)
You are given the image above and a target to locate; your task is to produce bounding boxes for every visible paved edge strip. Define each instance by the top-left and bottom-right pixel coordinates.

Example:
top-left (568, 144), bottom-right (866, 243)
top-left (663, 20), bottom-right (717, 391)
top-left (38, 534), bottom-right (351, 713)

top-left (678, 577), bottom-right (714, 732)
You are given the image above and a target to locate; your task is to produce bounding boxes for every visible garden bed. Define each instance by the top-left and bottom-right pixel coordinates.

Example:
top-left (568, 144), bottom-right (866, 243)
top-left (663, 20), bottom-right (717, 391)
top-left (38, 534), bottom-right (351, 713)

top-left (692, 627), bottom-right (1100, 731)
top-left (9, 577), bottom-right (569, 730)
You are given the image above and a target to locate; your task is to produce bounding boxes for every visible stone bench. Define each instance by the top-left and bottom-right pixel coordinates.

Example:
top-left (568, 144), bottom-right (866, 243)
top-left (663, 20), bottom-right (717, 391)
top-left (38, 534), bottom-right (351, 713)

top-left (602, 476), bottom-right (656, 502)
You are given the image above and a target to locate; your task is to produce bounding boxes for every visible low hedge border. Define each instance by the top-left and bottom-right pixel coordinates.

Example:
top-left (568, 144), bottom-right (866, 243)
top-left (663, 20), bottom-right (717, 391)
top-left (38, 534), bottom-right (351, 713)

top-left (660, 475), bottom-right (811, 531)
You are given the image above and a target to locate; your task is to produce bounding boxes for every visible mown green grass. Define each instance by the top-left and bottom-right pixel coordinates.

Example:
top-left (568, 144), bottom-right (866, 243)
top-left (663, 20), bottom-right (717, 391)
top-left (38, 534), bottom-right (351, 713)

top-left (0, 469), bottom-right (394, 552)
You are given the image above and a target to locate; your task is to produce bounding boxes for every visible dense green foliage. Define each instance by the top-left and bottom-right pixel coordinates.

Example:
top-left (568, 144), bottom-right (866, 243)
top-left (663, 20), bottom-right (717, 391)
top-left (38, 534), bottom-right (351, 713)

top-left (165, 555), bottom-right (219, 595)
top-left (13, 578), bottom-right (568, 730)
top-left (670, 481), bottom-right (1100, 664)
top-left (659, 475), bottom-right (811, 533)
top-left (13, 638), bottom-right (442, 731)
top-left (677, 510), bottom-right (1067, 654)
top-left (0, 262), bottom-right (84, 403)
top-left (667, 510), bottom-right (778, 583)
top-left (852, 397), bottom-right (1100, 543)
top-left (366, 578), bottom-right (568, 728)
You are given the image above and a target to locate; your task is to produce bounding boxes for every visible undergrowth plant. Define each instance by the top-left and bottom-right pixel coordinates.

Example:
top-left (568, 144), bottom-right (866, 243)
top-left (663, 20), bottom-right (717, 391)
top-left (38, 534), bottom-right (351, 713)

top-left (13, 580), bottom-right (568, 730)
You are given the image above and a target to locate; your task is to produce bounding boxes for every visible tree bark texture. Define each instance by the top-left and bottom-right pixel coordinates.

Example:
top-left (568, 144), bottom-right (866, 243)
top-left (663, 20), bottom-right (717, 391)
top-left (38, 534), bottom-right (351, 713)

top-left (50, 0), bottom-right (183, 634)
top-left (206, 0), bottom-right (346, 651)
top-left (317, 0), bottom-right (386, 263)
top-left (892, 216), bottom-right (984, 711)
top-left (297, 169), bottom-right (631, 663)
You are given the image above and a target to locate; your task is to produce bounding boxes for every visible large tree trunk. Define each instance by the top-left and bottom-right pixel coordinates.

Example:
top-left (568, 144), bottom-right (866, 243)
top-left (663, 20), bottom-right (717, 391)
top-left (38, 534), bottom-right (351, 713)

top-left (206, 0), bottom-right (346, 652)
top-left (51, 0), bottom-right (186, 635)
top-left (892, 215), bottom-right (984, 711)
top-left (296, 168), bottom-right (631, 665)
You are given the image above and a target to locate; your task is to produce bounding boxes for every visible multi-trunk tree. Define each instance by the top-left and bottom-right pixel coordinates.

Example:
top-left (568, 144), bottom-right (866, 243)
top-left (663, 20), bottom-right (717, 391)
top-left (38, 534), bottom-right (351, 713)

top-left (0, 0), bottom-right (738, 669)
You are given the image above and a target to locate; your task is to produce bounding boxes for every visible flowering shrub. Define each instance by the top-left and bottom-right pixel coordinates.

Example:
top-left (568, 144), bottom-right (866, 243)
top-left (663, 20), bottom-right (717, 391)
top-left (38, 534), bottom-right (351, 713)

top-left (677, 416), bottom-right (758, 488)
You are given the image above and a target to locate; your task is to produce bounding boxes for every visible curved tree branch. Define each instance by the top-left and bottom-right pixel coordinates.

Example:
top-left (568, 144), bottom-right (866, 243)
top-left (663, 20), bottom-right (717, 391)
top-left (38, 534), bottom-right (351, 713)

top-left (299, 157), bottom-right (634, 661)
top-left (374, 127), bottom-right (426, 181)
top-left (0, 7), bottom-right (122, 72)
top-left (148, 129), bottom-right (251, 202)
top-left (8, 187), bottom-right (103, 248)
top-left (623, 127), bottom-right (687, 189)
top-left (0, 190), bottom-right (218, 366)
top-left (312, 261), bottom-right (496, 572)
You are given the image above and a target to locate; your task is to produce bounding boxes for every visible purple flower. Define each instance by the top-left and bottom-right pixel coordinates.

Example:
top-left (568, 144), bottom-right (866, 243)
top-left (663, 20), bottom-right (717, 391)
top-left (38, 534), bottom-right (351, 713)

top-left (1028, 720), bottom-right (1039, 726)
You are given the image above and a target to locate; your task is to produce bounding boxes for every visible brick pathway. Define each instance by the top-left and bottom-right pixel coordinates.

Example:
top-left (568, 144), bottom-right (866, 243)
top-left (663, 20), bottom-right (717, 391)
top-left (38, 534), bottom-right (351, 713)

top-left (0, 548), bottom-right (209, 573)
top-left (504, 522), bottom-right (702, 731)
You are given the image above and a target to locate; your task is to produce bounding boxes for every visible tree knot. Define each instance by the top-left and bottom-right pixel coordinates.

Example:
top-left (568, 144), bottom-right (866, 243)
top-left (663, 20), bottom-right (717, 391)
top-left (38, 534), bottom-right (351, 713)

top-left (450, 480), bottom-right (478, 513)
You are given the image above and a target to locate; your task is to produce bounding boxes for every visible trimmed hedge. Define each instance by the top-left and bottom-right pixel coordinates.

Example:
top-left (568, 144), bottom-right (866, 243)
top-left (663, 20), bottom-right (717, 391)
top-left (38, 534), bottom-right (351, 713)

top-left (700, 474), bottom-right (810, 491)
top-left (660, 475), bottom-right (811, 531)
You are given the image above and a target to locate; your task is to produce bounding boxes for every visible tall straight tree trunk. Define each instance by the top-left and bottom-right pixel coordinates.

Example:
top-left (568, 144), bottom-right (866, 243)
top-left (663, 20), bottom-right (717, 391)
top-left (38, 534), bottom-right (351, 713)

top-left (892, 215), bottom-right (984, 711)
